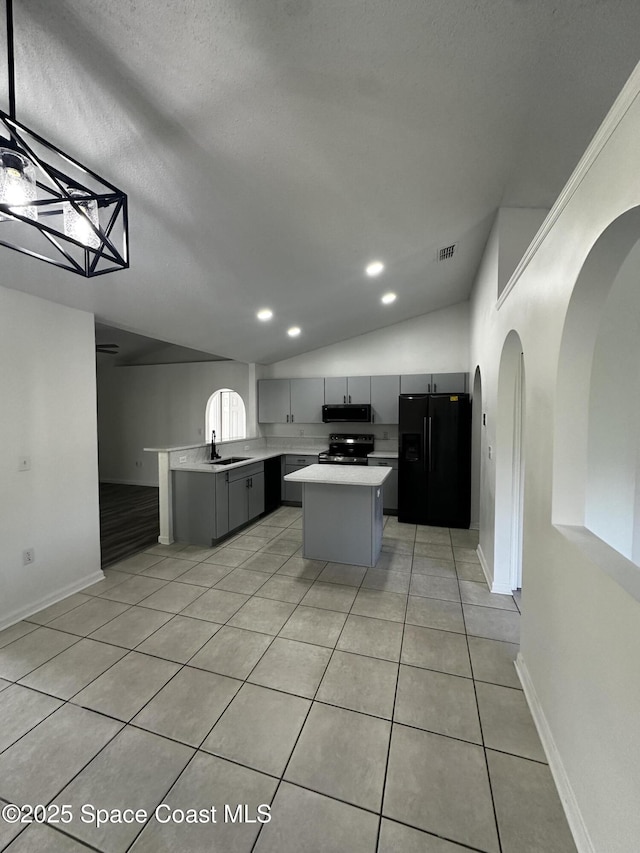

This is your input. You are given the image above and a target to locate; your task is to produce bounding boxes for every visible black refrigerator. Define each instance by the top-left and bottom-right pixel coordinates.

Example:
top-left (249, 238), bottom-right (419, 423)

top-left (398, 393), bottom-right (471, 528)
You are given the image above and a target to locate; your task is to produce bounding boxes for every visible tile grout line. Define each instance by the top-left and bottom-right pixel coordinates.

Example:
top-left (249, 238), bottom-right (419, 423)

top-left (374, 522), bottom-right (414, 853)
top-left (249, 527), bottom-right (383, 852)
top-left (455, 539), bottom-right (505, 853)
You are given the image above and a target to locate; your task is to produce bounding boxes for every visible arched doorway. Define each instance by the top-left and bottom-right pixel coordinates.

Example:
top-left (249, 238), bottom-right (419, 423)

top-left (494, 331), bottom-right (526, 593)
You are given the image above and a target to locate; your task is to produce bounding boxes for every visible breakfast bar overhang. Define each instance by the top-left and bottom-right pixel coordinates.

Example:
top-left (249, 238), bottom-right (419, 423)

top-left (284, 463), bottom-right (392, 567)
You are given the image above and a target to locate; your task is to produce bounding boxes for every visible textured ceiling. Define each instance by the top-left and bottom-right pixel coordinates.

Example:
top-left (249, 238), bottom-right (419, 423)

top-left (2, 0), bottom-right (640, 363)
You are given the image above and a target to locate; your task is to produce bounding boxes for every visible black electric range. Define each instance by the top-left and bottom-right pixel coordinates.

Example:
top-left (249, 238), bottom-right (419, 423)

top-left (318, 433), bottom-right (374, 466)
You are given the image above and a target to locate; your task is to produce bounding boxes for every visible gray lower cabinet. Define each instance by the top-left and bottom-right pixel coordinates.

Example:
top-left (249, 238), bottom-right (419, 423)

top-left (368, 458), bottom-right (398, 513)
top-left (283, 454), bottom-right (317, 504)
top-left (227, 463), bottom-right (265, 530)
top-left (370, 374), bottom-right (400, 424)
top-left (172, 462), bottom-right (265, 546)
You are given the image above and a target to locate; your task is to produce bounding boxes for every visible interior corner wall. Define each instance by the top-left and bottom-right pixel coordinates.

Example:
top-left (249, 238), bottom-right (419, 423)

top-left (262, 302), bottom-right (470, 381)
top-left (96, 360), bottom-right (251, 486)
top-left (0, 286), bottom-right (101, 629)
top-left (258, 302), bottom-right (469, 440)
top-left (468, 70), bottom-right (640, 853)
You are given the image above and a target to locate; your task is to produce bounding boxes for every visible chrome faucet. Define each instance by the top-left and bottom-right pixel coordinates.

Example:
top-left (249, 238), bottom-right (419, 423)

top-left (210, 430), bottom-right (221, 460)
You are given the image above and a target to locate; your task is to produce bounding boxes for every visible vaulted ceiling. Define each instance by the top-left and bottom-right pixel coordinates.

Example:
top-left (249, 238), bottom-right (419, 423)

top-left (3, 0), bottom-right (640, 363)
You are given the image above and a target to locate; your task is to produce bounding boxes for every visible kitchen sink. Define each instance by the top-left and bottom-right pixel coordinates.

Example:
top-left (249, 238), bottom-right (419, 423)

top-left (207, 456), bottom-right (251, 465)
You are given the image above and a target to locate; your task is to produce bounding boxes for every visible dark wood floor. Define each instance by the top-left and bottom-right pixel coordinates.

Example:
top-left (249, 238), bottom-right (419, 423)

top-left (99, 482), bottom-right (160, 569)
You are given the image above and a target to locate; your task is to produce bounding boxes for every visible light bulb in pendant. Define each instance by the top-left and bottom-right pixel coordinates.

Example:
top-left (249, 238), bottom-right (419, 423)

top-left (0, 147), bottom-right (37, 221)
top-left (64, 188), bottom-right (100, 249)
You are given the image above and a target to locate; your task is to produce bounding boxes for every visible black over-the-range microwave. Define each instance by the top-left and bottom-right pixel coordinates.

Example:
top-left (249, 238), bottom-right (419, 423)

top-left (321, 404), bottom-right (372, 423)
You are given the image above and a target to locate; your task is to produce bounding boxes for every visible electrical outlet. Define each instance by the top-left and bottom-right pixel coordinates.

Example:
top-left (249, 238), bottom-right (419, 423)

top-left (18, 456), bottom-right (30, 471)
top-left (179, 455), bottom-right (187, 463)
top-left (488, 445), bottom-right (493, 459)
top-left (299, 429), bottom-right (304, 436)
top-left (383, 431), bottom-right (389, 440)
top-left (135, 460), bottom-right (143, 468)
top-left (22, 548), bottom-right (35, 566)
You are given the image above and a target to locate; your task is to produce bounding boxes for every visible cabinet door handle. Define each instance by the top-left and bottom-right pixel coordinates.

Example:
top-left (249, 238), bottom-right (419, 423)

top-left (225, 473), bottom-right (229, 483)
top-left (291, 414), bottom-right (295, 422)
top-left (372, 412), bottom-right (374, 423)
top-left (428, 383), bottom-right (431, 392)
top-left (286, 414), bottom-right (289, 422)
top-left (433, 383), bottom-right (437, 392)
top-left (348, 395), bottom-right (351, 403)
top-left (343, 395), bottom-right (346, 403)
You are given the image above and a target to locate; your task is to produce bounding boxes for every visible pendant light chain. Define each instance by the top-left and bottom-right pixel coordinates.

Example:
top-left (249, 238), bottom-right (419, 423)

top-left (6, 0), bottom-right (15, 120)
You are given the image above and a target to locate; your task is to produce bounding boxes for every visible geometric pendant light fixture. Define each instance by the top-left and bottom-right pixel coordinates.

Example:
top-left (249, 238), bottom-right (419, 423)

top-left (0, 0), bottom-right (128, 276)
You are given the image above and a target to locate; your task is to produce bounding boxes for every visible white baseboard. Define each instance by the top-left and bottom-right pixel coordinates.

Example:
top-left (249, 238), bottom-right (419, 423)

top-left (157, 536), bottom-right (174, 545)
top-left (100, 477), bottom-right (159, 488)
top-left (515, 654), bottom-right (594, 853)
top-left (0, 570), bottom-right (105, 632)
top-left (477, 543), bottom-right (513, 594)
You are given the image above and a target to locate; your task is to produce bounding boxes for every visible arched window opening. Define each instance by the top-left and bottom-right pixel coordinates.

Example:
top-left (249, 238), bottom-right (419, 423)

top-left (205, 389), bottom-right (246, 443)
top-left (553, 207), bottom-right (640, 598)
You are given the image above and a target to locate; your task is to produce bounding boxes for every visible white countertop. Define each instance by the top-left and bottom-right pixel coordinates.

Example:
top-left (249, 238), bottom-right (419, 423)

top-left (171, 446), bottom-right (328, 474)
top-left (284, 463), bottom-right (392, 487)
top-left (367, 450), bottom-right (398, 459)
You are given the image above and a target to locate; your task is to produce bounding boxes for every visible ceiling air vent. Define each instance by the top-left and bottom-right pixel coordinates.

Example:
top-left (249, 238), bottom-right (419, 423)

top-left (437, 243), bottom-right (456, 261)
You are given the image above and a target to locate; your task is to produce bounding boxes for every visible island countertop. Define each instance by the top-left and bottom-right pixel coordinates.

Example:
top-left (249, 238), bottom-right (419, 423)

top-left (284, 463), bottom-right (392, 487)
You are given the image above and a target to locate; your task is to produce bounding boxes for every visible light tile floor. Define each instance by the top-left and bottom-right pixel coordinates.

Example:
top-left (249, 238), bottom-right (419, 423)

top-left (0, 510), bottom-right (577, 853)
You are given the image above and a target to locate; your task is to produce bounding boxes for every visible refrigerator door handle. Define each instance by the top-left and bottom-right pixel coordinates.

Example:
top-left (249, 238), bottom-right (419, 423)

top-left (423, 417), bottom-right (428, 466)
top-left (428, 416), bottom-right (433, 472)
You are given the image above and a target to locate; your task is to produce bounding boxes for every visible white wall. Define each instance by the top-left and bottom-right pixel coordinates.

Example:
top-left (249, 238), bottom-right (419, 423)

top-left (497, 207), bottom-right (549, 297)
top-left (0, 286), bottom-right (102, 629)
top-left (263, 302), bottom-right (470, 379)
top-left (586, 239), bottom-right (640, 561)
top-left (468, 68), bottom-right (640, 852)
top-left (97, 360), bottom-right (251, 486)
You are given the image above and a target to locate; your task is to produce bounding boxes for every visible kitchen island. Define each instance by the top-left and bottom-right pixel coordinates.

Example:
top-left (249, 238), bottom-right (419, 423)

top-left (284, 463), bottom-right (391, 567)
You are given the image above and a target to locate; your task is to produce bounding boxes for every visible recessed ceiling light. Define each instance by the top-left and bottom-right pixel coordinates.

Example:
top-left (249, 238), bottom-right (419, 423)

top-left (287, 326), bottom-right (301, 337)
top-left (366, 260), bottom-right (384, 277)
top-left (256, 308), bottom-right (273, 321)
top-left (381, 292), bottom-right (396, 305)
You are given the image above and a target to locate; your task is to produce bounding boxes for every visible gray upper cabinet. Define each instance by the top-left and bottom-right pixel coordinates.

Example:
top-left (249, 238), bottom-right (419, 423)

top-left (347, 375), bottom-right (371, 403)
top-left (431, 372), bottom-right (467, 393)
top-left (400, 372), bottom-right (468, 395)
top-left (260, 373), bottom-right (468, 423)
top-left (290, 378), bottom-right (324, 423)
top-left (324, 376), bottom-right (371, 404)
top-left (400, 373), bottom-right (432, 394)
top-left (324, 376), bottom-right (348, 404)
top-left (258, 379), bottom-right (291, 423)
top-left (370, 375), bottom-right (400, 424)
